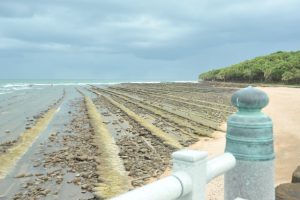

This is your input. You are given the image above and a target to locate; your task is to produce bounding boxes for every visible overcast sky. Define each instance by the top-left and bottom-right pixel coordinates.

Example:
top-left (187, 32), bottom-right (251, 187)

top-left (1, 0), bottom-right (300, 81)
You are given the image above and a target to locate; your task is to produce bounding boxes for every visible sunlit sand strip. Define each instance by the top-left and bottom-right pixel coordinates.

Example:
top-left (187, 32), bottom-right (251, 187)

top-left (0, 107), bottom-right (60, 179)
top-left (115, 86), bottom-right (233, 109)
top-left (97, 88), bottom-right (208, 137)
top-left (95, 88), bottom-right (216, 136)
top-left (98, 87), bottom-right (223, 130)
top-left (84, 96), bottom-right (131, 199)
top-left (111, 87), bottom-right (234, 114)
top-left (92, 90), bottom-right (183, 149)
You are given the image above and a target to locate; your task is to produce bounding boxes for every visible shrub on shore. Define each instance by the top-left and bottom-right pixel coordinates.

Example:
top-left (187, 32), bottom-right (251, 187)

top-left (199, 50), bottom-right (300, 84)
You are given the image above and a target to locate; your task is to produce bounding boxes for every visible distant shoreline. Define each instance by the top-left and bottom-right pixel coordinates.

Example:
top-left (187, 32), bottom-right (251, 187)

top-left (199, 80), bottom-right (300, 88)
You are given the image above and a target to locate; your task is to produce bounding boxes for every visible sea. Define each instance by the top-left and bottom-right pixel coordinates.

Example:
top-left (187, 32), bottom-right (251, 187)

top-left (0, 79), bottom-right (197, 95)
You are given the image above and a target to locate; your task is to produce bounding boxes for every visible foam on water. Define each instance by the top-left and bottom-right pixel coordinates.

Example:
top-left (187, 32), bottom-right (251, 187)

top-left (0, 79), bottom-right (197, 95)
top-left (0, 83), bottom-right (32, 95)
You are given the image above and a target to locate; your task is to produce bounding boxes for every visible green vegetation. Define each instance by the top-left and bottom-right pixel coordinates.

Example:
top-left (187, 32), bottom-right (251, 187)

top-left (199, 51), bottom-right (300, 84)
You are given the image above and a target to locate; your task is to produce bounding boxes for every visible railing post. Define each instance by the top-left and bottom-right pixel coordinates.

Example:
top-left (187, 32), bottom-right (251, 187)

top-left (172, 150), bottom-right (208, 200)
top-left (225, 86), bottom-right (275, 200)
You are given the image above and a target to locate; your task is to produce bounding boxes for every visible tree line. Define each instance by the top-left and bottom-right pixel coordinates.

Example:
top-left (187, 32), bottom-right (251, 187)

top-left (199, 51), bottom-right (300, 84)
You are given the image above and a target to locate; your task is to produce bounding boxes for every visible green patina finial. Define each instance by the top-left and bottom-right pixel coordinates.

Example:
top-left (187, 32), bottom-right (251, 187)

top-left (225, 86), bottom-right (274, 161)
top-left (231, 86), bottom-right (269, 111)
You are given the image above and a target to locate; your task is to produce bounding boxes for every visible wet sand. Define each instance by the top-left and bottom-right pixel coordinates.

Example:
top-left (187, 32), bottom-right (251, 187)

top-left (0, 82), bottom-right (298, 200)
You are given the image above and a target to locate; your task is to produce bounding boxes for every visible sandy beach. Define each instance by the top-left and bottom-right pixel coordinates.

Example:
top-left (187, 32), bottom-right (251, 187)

top-left (189, 85), bottom-right (300, 199)
top-left (0, 82), bottom-right (298, 200)
top-left (260, 87), bottom-right (300, 185)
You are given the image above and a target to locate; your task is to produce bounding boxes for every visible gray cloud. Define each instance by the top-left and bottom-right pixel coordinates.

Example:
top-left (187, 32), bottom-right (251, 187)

top-left (1, 0), bottom-right (300, 80)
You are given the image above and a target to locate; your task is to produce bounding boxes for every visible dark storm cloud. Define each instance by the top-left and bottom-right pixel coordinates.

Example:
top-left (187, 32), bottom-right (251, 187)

top-left (1, 0), bottom-right (300, 80)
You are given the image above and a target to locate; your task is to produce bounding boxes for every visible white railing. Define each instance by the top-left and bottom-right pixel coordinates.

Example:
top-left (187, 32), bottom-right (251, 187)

top-left (111, 150), bottom-right (243, 200)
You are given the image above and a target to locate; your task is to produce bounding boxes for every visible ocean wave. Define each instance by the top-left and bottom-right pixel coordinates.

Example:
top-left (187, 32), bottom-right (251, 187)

top-left (0, 83), bottom-right (35, 94)
top-left (0, 82), bottom-right (121, 93)
top-left (32, 82), bottom-right (120, 86)
top-left (0, 91), bottom-right (12, 95)
top-left (2, 84), bottom-right (32, 91)
top-left (0, 80), bottom-right (197, 93)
